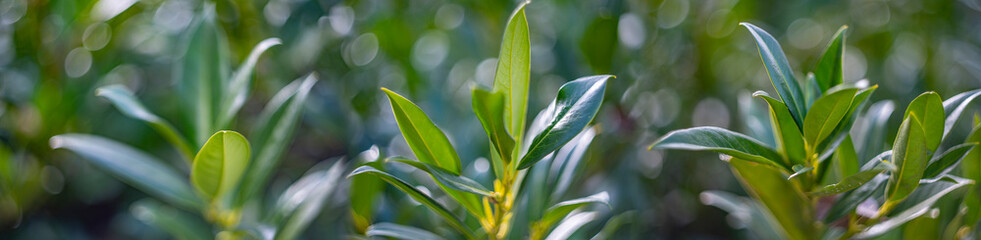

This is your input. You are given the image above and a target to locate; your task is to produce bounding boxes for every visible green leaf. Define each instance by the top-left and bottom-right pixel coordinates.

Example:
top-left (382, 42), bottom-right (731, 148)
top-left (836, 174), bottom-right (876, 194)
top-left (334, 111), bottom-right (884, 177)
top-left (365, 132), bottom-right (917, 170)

top-left (832, 135), bottom-right (860, 183)
top-left (803, 88), bottom-right (858, 151)
top-left (754, 91), bottom-right (805, 166)
top-left (857, 176), bottom-right (974, 238)
top-left (234, 74), bottom-right (318, 207)
top-left (810, 162), bottom-right (887, 197)
top-left (381, 88), bottom-right (462, 174)
top-left (700, 191), bottom-right (784, 239)
top-left (544, 211), bottom-right (601, 240)
top-left (904, 92), bottom-right (945, 151)
top-left (130, 199), bottom-right (211, 240)
top-left (923, 143), bottom-right (975, 179)
top-left (942, 89), bottom-right (981, 138)
top-left (960, 124), bottom-right (981, 226)
top-left (217, 38), bottom-right (282, 129)
top-left (178, 7), bottom-right (230, 147)
top-left (272, 160), bottom-right (345, 240)
top-left (650, 126), bottom-right (788, 171)
top-left (855, 101), bottom-right (895, 164)
top-left (350, 149), bottom-right (385, 233)
top-left (472, 88), bottom-right (515, 165)
top-left (493, 1), bottom-right (531, 150)
top-left (518, 75), bottom-right (610, 170)
top-left (191, 130), bottom-right (250, 201)
top-left (814, 26), bottom-right (847, 93)
top-left (366, 223), bottom-right (446, 240)
top-left (741, 22), bottom-right (807, 126)
top-left (536, 192), bottom-right (610, 231)
top-left (823, 174), bottom-right (888, 222)
top-left (50, 134), bottom-right (202, 210)
top-left (348, 166), bottom-right (476, 240)
top-left (387, 157), bottom-right (493, 197)
top-left (96, 85), bottom-right (194, 161)
top-left (730, 158), bottom-right (814, 240)
top-left (886, 114), bottom-right (931, 203)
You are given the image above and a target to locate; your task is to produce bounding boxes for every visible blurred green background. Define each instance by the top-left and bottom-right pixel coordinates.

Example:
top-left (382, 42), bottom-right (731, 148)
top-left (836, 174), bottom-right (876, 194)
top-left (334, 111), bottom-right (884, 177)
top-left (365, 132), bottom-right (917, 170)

top-left (1, 0), bottom-right (980, 238)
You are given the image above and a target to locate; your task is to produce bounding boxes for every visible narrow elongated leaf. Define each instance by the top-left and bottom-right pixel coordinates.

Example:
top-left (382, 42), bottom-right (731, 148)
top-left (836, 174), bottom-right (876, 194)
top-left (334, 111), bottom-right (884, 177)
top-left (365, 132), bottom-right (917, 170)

top-left (804, 73), bottom-right (821, 107)
top-left (814, 26), bottom-right (847, 93)
top-left (923, 143), bottom-right (975, 179)
top-left (217, 38), bottom-right (282, 128)
top-left (50, 134), bottom-right (202, 209)
top-left (366, 223), bottom-right (446, 240)
top-left (961, 124), bottom-right (981, 226)
top-left (348, 166), bottom-right (476, 240)
top-left (381, 88), bottom-right (461, 174)
top-left (96, 85), bottom-right (194, 161)
top-left (544, 211), bottom-right (600, 240)
top-left (730, 158), bottom-right (814, 240)
top-left (191, 130), bottom-right (250, 201)
top-left (741, 22), bottom-right (807, 126)
top-left (754, 91), bottom-right (805, 166)
top-left (472, 88), bottom-right (515, 164)
top-left (234, 74), bottom-right (317, 207)
top-left (651, 127), bottom-right (788, 171)
top-left (130, 199), bottom-right (210, 240)
top-left (387, 157), bottom-right (492, 197)
top-left (518, 75), bottom-right (610, 170)
top-left (178, 8), bottom-right (230, 147)
top-left (493, 1), bottom-right (531, 148)
top-left (810, 162), bottom-right (887, 197)
top-left (350, 149), bottom-right (385, 233)
top-left (824, 175), bottom-right (888, 222)
top-left (942, 89), bottom-right (981, 138)
top-left (803, 88), bottom-right (858, 150)
top-left (886, 114), bottom-right (930, 203)
top-left (854, 101), bottom-right (895, 164)
top-left (272, 160), bottom-right (344, 240)
top-left (857, 176), bottom-right (974, 238)
top-left (536, 192), bottom-right (610, 231)
top-left (904, 92), bottom-right (945, 151)
top-left (700, 191), bottom-right (784, 239)
top-left (550, 127), bottom-right (597, 200)
top-left (833, 135), bottom-right (860, 182)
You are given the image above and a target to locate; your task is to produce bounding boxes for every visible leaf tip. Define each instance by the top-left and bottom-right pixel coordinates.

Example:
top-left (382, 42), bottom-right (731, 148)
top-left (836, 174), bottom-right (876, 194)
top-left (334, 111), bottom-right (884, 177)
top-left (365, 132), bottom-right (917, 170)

top-left (49, 136), bottom-right (65, 149)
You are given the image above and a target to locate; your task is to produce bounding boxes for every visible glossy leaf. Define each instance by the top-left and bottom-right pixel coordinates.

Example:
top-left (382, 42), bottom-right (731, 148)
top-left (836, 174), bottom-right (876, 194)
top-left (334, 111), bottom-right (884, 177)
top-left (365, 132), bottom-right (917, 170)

top-left (923, 143), bottom-right (975, 179)
top-left (366, 223), bottom-right (446, 240)
top-left (348, 166), bottom-right (476, 240)
top-left (536, 192), bottom-right (610, 231)
top-left (518, 75), bottom-right (610, 170)
top-left (942, 89), bottom-right (981, 138)
top-left (272, 160), bottom-right (344, 240)
top-left (381, 88), bottom-right (462, 174)
top-left (886, 114), bottom-right (930, 203)
top-left (904, 92), bottom-right (944, 151)
top-left (472, 88), bottom-right (515, 164)
top-left (130, 199), bottom-right (210, 240)
top-left (217, 38), bottom-right (282, 128)
top-left (50, 134), bottom-right (202, 210)
top-left (191, 130), bottom-right (250, 201)
top-left (730, 158), bottom-right (813, 240)
top-left (234, 74), bottom-right (317, 207)
top-left (387, 157), bottom-right (493, 197)
top-left (178, 8), bottom-right (230, 147)
top-left (493, 1), bottom-right (531, 148)
top-left (803, 88), bottom-right (858, 150)
top-left (754, 91), bottom-right (805, 166)
top-left (741, 22), bottom-right (807, 126)
top-left (814, 26), bottom-right (847, 93)
top-left (650, 127), bottom-right (788, 171)
top-left (96, 85), bottom-right (194, 161)
top-left (857, 176), bottom-right (973, 238)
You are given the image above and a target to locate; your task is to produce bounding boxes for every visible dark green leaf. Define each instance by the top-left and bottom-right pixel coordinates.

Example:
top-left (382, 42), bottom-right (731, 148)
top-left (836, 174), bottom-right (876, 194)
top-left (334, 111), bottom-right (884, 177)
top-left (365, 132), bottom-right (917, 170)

top-left (730, 158), bottom-right (814, 240)
top-left (814, 26), bottom-right (847, 93)
top-left (387, 157), bottom-right (492, 197)
top-left (741, 22), bottom-right (807, 126)
top-left (904, 92), bottom-right (945, 151)
top-left (754, 91), bottom-right (805, 166)
top-left (472, 88), bottom-right (515, 165)
top-left (923, 143), bottom-right (975, 179)
top-left (518, 75), bottom-right (610, 170)
top-left (191, 130), bottom-right (250, 201)
top-left (178, 7), bottom-right (230, 147)
top-left (381, 88), bottom-right (462, 174)
top-left (130, 199), bottom-right (210, 240)
top-left (942, 89), bottom-right (981, 138)
top-left (366, 223), bottom-right (446, 240)
top-left (886, 114), bottom-right (930, 203)
top-left (857, 176), bottom-right (973, 238)
top-left (96, 85), bottom-right (194, 161)
top-left (650, 126), bottom-right (788, 171)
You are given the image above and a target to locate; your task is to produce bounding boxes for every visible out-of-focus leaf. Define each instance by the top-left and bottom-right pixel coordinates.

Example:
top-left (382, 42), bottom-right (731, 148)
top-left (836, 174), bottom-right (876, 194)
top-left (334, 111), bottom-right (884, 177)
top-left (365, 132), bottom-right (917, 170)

top-left (348, 166), bottom-right (476, 240)
top-left (550, 127), bottom-right (597, 200)
top-left (730, 158), bottom-right (813, 240)
top-left (130, 199), bottom-right (210, 240)
top-left (942, 89), bottom-right (981, 138)
top-left (493, 1), bottom-right (531, 151)
top-left (923, 143), bottom-right (975, 179)
top-left (803, 88), bottom-right (858, 151)
top-left (754, 91), bottom-right (805, 166)
top-left (805, 73), bottom-right (820, 108)
top-left (854, 101), bottom-right (895, 164)
top-left (50, 134), bottom-right (202, 210)
top-left (700, 191), bottom-right (783, 239)
top-left (96, 85), bottom-right (194, 161)
top-left (886, 114), bottom-right (930, 203)
top-left (832, 135), bottom-right (860, 183)
top-left (814, 26), bottom-right (847, 93)
top-left (366, 222), bottom-right (446, 240)
top-left (350, 148), bottom-right (384, 233)
top-left (472, 88), bottom-right (515, 165)
top-left (387, 157), bottom-right (493, 197)
top-left (536, 192), bottom-right (610, 231)
top-left (544, 211), bottom-right (600, 240)
top-left (904, 92), bottom-right (945, 151)
top-left (518, 75), bottom-right (610, 170)
top-left (857, 176), bottom-right (974, 238)
top-left (902, 210), bottom-right (941, 240)
top-left (741, 22), bottom-right (807, 126)
top-left (235, 74), bottom-right (317, 207)
top-left (824, 174), bottom-right (888, 223)
top-left (810, 161), bottom-right (887, 197)
top-left (381, 88), bottom-right (461, 174)
top-left (961, 124), bottom-right (981, 226)
top-left (272, 160), bottom-right (344, 240)
top-left (589, 211), bottom-right (635, 240)
top-left (651, 127), bottom-right (788, 171)
top-left (191, 131), bottom-right (250, 201)
top-left (217, 38), bottom-right (282, 128)
top-left (178, 7), bottom-right (230, 147)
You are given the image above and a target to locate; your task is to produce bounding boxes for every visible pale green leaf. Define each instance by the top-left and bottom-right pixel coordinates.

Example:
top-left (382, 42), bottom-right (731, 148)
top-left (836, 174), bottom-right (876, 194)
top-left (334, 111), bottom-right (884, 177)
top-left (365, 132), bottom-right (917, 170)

top-left (381, 88), bottom-right (462, 174)
top-left (472, 88), bottom-right (515, 165)
top-left (904, 92), bottom-right (945, 151)
top-left (493, 1), bottom-right (532, 150)
top-left (96, 85), bottom-right (194, 161)
top-left (536, 192), bottom-right (610, 231)
top-left (366, 223), bottom-right (446, 240)
top-left (217, 38), bottom-right (282, 128)
top-left (178, 7), bottom-right (230, 147)
top-left (191, 130), bottom-right (250, 201)
top-left (730, 158), bottom-right (814, 240)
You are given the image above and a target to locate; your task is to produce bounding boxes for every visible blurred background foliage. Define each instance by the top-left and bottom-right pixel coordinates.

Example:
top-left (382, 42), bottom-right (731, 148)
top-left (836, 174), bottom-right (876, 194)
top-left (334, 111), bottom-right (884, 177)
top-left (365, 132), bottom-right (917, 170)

top-left (1, 0), bottom-right (980, 238)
